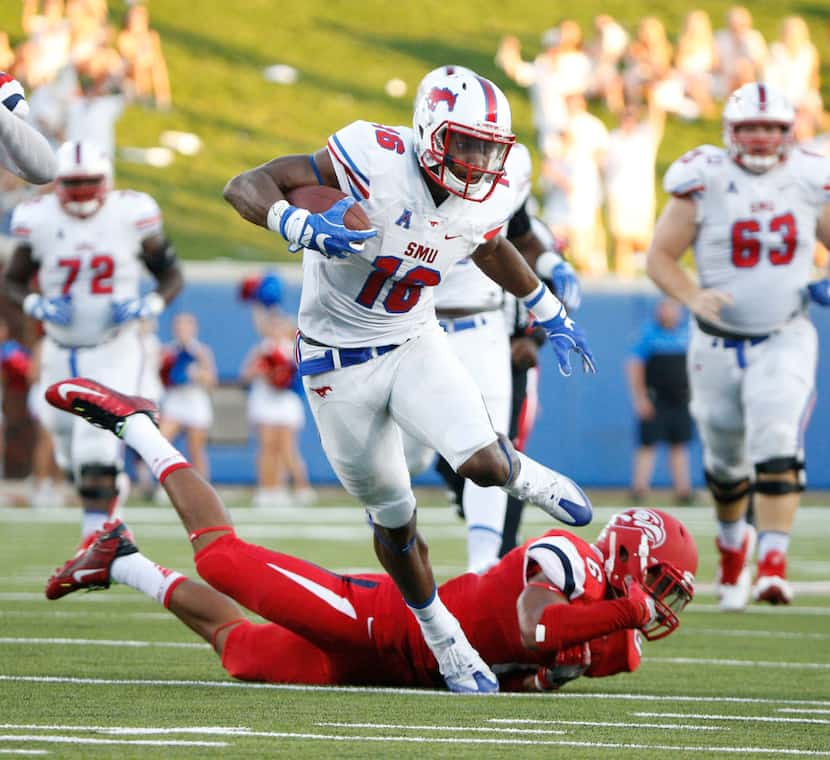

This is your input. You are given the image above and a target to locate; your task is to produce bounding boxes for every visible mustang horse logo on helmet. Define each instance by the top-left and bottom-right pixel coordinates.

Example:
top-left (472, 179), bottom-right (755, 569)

top-left (623, 509), bottom-right (667, 548)
top-left (426, 87), bottom-right (457, 112)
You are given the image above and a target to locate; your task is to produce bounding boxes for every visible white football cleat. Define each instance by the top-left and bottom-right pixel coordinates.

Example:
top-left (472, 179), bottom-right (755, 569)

top-left (506, 456), bottom-right (592, 526)
top-left (716, 524), bottom-right (756, 612)
top-left (431, 627), bottom-right (499, 694)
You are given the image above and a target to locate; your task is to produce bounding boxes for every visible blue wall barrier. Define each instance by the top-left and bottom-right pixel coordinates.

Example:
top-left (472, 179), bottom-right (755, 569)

top-left (160, 282), bottom-right (830, 488)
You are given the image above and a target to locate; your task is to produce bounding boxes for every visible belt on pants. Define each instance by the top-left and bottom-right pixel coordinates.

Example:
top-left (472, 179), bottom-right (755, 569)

top-left (297, 343), bottom-right (399, 376)
top-left (438, 314), bottom-right (489, 333)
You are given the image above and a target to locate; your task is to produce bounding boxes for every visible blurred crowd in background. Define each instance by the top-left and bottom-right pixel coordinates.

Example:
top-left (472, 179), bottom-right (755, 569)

top-left (0, 0), bottom-right (169, 233)
top-left (496, 6), bottom-right (830, 277)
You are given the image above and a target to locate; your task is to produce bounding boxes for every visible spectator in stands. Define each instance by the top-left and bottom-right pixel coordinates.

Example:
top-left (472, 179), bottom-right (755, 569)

top-left (626, 298), bottom-right (694, 506)
top-left (622, 16), bottom-right (673, 106)
top-left (117, 3), bottom-right (171, 110)
top-left (25, 337), bottom-right (64, 509)
top-left (241, 301), bottom-right (314, 509)
top-left (604, 95), bottom-right (665, 279)
top-left (585, 14), bottom-right (628, 114)
top-left (764, 16), bottom-right (822, 123)
top-left (675, 9), bottom-right (718, 119)
top-left (65, 44), bottom-right (127, 159)
top-left (0, 317), bottom-right (30, 481)
top-left (0, 33), bottom-right (15, 73)
top-left (541, 92), bottom-right (608, 276)
top-left (714, 6), bottom-right (767, 98)
top-left (21, 0), bottom-right (72, 88)
top-left (496, 21), bottom-right (591, 154)
top-left (159, 313), bottom-right (216, 479)
top-left (66, 0), bottom-right (113, 70)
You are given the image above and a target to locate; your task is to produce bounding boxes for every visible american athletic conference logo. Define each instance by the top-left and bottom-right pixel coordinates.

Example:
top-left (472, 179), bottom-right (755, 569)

top-left (621, 509), bottom-right (667, 548)
top-left (426, 87), bottom-right (457, 112)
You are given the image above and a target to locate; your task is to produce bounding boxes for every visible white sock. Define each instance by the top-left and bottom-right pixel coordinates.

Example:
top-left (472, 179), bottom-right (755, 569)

top-left (111, 551), bottom-right (185, 606)
top-left (758, 531), bottom-right (789, 559)
top-left (81, 511), bottom-right (109, 542)
top-left (464, 480), bottom-right (506, 573)
top-left (120, 414), bottom-right (189, 481)
top-left (502, 452), bottom-right (548, 500)
top-left (718, 518), bottom-right (747, 550)
top-left (407, 588), bottom-right (459, 646)
top-left (466, 528), bottom-right (502, 574)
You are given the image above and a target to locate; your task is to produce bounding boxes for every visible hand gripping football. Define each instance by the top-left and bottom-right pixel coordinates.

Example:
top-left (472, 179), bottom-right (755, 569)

top-left (286, 185), bottom-right (371, 230)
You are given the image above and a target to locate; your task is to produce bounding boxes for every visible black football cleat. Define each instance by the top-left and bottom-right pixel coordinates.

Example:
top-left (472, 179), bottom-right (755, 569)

top-left (45, 378), bottom-right (158, 437)
top-left (45, 519), bottom-right (138, 600)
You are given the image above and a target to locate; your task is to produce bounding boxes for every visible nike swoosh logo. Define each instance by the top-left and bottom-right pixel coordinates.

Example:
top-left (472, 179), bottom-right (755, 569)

top-left (72, 568), bottom-right (104, 582)
top-left (444, 234), bottom-right (462, 240)
top-left (58, 383), bottom-right (105, 401)
top-left (266, 562), bottom-right (357, 619)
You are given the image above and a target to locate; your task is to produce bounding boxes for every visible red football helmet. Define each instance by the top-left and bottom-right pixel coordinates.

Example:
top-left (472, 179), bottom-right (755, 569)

top-left (413, 70), bottom-right (515, 202)
top-left (55, 140), bottom-right (112, 218)
top-left (722, 82), bottom-right (794, 174)
top-left (594, 508), bottom-right (698, 640)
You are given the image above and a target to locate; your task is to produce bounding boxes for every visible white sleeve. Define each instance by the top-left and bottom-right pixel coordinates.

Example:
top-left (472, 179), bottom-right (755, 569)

top-left (326, 120), bottom-right (373, 200)
top-left (9, 201), bottom-right (38, 254)
top-left (525, 535), bottom-right (589, 600)
top-left (0, 106), bottom-right (57, 184)
top-left (663, 148), bottom-right (710, 198)
top-left (128, 192), bottom-right (165, 240)
top-left (794, 149), bottom-right (830, 206)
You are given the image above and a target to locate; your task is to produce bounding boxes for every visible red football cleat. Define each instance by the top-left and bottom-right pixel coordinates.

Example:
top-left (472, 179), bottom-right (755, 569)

top-left (716, 525), bottom-right (756, 612)
top-left (753, 550), bottom-right (793, 605)
top-left (45, 378), bottom-right (158, 436)
top-left (45, 519), bottom-right (138, 600)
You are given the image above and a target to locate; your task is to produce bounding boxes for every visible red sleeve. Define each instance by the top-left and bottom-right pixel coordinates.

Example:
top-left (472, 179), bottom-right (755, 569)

top-left (535, 597), bottom-right (642, 651)
top-left (585, 630), bottom-right (642, 677)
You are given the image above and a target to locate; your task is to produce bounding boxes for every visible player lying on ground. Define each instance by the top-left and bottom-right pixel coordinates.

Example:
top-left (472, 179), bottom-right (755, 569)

top-left (43, 378), bottom-right (699, 691)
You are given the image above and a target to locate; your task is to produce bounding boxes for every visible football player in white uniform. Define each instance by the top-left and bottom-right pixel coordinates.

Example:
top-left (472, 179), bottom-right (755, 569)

top-left (403, 66), bottom-right (583, 575)
top-left (4, 140), bottom-right (183, 542)
top-left (0, 72), bottom-right (56, 184)
top-left (646, 83), bottom-right (830, 610)
top-left (224, 71), bottom-right (595, 693)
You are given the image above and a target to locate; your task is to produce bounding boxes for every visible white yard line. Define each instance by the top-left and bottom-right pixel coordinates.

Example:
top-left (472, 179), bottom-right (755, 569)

top-left (777, 709), bottom-right (830, 715)
top-left (0, 736), bottom-right (227, 747)
top-left (0, 638), bottom-right (207, 650)
top-left (636, 712), bottom-right (830, 725)
top-left (0, 725), bottom-right (250, 735)
top-left (685, 604), bottom-right (830, 616)
top-left (1, 675), bottom-right (829, 706)
top-left (485, 718), bottom-right (717, 731)
top-left (694, 628), bottom-right (830, 640)
top-left (2, 638), bottom-right (827, 671)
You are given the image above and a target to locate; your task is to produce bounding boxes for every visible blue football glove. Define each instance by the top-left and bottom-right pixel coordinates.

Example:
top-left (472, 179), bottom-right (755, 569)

top-left (22, 293), bottom-right (73, 326)
top-left (551, 261), bottom-right (582, 312)
top-left (268, 198), bottom-right (377, 259)
top-left (807, 278), bottom-right (830, 307)
top-left (111, 292), bottom-right (165, 325)
top-left (538, 306), bottom-right (597, 377)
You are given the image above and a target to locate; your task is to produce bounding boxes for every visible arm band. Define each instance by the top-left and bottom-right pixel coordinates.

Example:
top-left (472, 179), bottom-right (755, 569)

top-left (535, 250), bottom-right (564, 280)
top-left (534, 598), bottom-right (641, 652)
top-left (522, 283), bottom-right (562, 322)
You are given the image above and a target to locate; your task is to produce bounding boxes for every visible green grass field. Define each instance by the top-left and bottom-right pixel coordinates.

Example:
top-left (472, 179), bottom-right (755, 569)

top-left (0, 496), bottom-right (828, 758)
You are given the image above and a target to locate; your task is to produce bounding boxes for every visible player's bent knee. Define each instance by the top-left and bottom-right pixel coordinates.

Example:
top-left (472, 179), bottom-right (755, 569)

top-left (704, 470), bottom-right (751, 504)
top-left (366, 495), bottom-right (416, 531)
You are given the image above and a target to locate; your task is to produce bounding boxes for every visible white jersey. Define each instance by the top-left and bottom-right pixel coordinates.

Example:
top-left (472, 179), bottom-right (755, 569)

top-left (11, 190), bottom-right (163, 347)
top-left (664, 144), bottom-right (830, 334)
top-left (299, 120), bottom-right (519, 347)
top-left (434, 143), bottom-right (532, 313)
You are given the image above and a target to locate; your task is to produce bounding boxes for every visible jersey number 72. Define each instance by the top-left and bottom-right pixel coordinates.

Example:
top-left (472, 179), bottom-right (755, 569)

top-left (58, 255), bottom-right (115, 295)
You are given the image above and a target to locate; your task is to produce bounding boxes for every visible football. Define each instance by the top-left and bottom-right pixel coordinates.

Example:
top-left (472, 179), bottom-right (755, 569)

top-left (286, 185), bottom-right (371, 230)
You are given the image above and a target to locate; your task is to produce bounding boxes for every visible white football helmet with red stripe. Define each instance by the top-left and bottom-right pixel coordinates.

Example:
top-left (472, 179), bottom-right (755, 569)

top-left (55, 140), bottom-right (112, 218)
top-left (722, 82), bottom-right (795, 174)
top-left (413, 70), bottom-right (515, 202)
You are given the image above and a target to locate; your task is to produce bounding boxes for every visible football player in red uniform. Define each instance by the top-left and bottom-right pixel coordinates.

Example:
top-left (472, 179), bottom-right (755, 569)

top-left (44, 378), bottom-right (698, 692)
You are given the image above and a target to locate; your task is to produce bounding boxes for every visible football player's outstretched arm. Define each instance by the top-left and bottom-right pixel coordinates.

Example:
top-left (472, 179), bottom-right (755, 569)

top-left (472, 235), bottom-right (539, 298)
top-left (223, 148), bottom-right (336, 229)
top-left (806, 204), bottom-right (830, 306)
top-left (646, 197), bottom-right (733, 324)
top-left (0, 95), bottom-right (57, 185)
